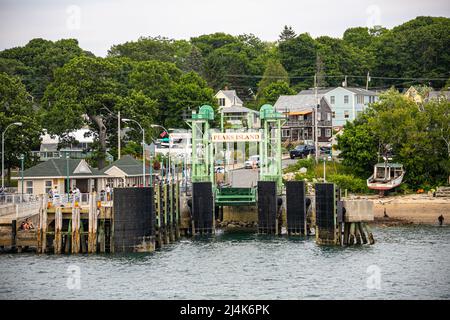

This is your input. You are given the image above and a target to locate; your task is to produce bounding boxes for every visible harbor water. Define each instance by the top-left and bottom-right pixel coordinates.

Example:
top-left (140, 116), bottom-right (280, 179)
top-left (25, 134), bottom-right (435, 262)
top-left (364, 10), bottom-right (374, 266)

top-left (1, 225), bottom-right (449, 299)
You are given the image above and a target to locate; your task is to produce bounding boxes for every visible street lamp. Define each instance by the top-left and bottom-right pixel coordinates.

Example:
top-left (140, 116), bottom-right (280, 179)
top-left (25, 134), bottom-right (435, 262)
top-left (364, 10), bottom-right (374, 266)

top-left (66, 152), bottom-right (70, 195)
top-left (151, 124), bottom-right (171, 183)
top-left (2, 122), bottom-right (23, 189)
top-left (123, 118), bottom-right (146, 187)
top-left (19, 154), bottom-right (24, 200)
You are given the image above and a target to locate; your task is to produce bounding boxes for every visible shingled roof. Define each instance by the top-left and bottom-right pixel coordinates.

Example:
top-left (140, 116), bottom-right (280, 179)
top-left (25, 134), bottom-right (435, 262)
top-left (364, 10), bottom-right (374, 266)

top-left (18, 159), bottom-right (105, 178)
top-left (102, 155), bottom-right (151, 176)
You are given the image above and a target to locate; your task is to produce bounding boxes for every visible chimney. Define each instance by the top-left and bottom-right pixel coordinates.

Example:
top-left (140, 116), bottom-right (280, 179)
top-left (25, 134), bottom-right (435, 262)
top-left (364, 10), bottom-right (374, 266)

top-left (224, 85), bottom-right (229, 90)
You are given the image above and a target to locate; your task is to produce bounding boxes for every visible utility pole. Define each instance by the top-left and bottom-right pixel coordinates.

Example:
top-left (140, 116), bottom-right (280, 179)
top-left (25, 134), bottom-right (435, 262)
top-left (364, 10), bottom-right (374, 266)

top-left (314, 74), bottom-right (319, 163)
top-left (117, 111), bottom-right (121, 159)
top-left (366, 72), bottom-right (371, 90)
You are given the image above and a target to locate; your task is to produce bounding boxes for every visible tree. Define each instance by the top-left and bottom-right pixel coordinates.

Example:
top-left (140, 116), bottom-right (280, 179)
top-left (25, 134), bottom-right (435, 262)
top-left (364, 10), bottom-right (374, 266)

top-left (42, 56), bottom-right (157, 168)
top-left (279, 33), bottom-right (317, 90)
top-left (338, 90), bottom-right (450, 188)
top-left (258, 81), bottom-right (296, 105)
top-left (257, 59), bottom-right (289, 96)
top-left (183, 46), bottom-right (204, 74)
top-left (0, 38), bottom-right (88, 100)
top-left (108, 36), bottom-right (192, 70)
top-left (336, 113), bottom-right (379, 177)
top-left (166, 72), bottom-right (216, 128)
top-left (128, 60), bottom-right (182, 124)
top-left (0, 73), bottom-right (42, 183)
top-left (279, 26), bottom-right (296, 42)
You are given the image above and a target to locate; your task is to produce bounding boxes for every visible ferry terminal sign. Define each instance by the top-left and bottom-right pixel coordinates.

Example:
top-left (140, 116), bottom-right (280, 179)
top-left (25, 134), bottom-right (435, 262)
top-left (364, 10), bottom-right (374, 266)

top-left (211, 132), bottom-right (261, 142)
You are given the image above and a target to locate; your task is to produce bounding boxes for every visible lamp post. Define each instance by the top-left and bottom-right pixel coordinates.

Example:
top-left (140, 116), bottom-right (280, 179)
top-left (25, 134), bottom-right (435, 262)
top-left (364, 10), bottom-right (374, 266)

top-left (2, 122), bottom-right (23, 189)
top-left (151, 124), bottom-right (171, 183)
top-left (20, 154), bottom-right (24, 201)
top-left (66, 152), bottom-right (70, 195)
top-left (123, 118), bottom-right (146, 187)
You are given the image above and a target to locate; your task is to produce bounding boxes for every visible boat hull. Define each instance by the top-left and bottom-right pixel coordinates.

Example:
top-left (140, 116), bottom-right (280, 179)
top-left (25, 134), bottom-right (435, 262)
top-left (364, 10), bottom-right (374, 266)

top-left (367, 173), bottom-right (405, 191)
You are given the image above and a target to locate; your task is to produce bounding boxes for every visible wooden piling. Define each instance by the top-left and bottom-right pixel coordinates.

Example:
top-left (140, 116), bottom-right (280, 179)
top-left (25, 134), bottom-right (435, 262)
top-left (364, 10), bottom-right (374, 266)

top-left (364, 223), bottom-right (375, 245)
top-left (38, 196), bottom-right (48, 253)
top-left (358, 222), bottom-right (368, 244)
top-left (343, 223), bottom-right (350, 245)
top-left (355, 222), bottom-right (362, 244)
top-left (54, 207), bottom-right (62, 254)
top-left (11, 220), bottom-right (17, 252)
top-left (349, 223), bottom-right (355, 245)
top-left (71, 206), bottom-right (80, 254)
top-left (88, 193), bottom-right (98, 253)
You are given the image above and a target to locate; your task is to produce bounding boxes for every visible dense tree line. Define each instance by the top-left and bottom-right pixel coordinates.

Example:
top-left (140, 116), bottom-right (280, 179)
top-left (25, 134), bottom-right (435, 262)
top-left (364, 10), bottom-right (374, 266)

top-left (0, 16), bottom-right (448, 175)
top-left (337, 90), bottom-right (450, 189)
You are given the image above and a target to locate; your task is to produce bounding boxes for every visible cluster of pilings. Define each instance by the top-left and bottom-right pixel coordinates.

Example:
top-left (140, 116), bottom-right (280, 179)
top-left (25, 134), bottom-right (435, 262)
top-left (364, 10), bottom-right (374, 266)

top-left (37, 194), bottom-right (113, 254)
top-left (154, 182), bottom-right (181, 248)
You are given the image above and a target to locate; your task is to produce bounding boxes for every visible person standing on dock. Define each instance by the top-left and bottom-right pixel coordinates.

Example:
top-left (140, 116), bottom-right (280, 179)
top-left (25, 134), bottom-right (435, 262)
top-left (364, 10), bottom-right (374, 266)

top-left (438, 214), bottom-right (444, 226)
top-left (52, 186), bottom-right (60, 206)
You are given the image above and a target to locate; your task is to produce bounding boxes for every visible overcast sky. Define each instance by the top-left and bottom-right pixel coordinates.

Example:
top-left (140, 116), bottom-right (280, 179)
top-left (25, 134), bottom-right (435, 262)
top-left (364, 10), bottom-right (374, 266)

top-left (1, 0), bottom-right (449, 56)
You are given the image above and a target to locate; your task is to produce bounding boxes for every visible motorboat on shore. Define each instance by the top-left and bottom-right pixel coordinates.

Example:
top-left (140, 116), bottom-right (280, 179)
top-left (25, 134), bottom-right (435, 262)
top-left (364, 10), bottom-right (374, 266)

top-left (367, 162), bottom-right (405, 193)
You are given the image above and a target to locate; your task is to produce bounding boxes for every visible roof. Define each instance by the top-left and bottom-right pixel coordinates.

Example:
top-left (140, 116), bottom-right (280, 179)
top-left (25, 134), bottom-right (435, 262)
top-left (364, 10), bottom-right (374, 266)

top-left (298, 88), bottom-right (334, 95)
top-left (102, 155), bottom-right (151, 176)
top-left (221, 105), bottom-right (259, 114)
top-left (343, 87), bottom-right (378, 96)
top-left (427, 91), bottom-right (450, 101)
top-left (19, 159), bottom-right (105, 178)
top-left (375, 163), bottom-right (403, 168)
top-left (299, 87), bottom-right (378, 96)
top-left (217, 90), bottom-right (243, 105)
top-left (274, 94), bottom-right (321, 113)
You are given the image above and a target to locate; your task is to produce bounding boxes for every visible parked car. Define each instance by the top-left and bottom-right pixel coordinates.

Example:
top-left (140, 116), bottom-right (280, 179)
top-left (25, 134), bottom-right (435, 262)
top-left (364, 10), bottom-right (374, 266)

top-left (244, 155), bottom-right (260, 169)
top-left (319, 146), bottom-right (332, 155)
top-left (289, 145), bottom-right (315, 159)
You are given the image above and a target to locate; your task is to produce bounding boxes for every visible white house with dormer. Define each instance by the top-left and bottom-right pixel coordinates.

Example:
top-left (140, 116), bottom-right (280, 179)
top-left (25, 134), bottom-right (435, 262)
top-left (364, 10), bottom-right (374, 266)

top-left (215, 89), bottom-right (260, 128)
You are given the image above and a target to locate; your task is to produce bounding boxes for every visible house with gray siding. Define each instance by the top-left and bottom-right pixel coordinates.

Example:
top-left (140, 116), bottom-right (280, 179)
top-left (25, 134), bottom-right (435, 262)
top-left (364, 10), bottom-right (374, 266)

top-left (274, 95), bottom-right (333, 144)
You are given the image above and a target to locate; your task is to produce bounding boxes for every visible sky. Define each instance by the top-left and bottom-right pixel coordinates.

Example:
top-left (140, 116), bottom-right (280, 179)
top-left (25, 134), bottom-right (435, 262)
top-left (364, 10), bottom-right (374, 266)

top-left (0, 0), bottom-right (449, 56)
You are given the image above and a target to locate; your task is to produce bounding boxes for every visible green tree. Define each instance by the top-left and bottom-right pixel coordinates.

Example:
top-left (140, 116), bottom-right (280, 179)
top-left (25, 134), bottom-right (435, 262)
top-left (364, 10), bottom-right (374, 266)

top-left (258, 81), bottom-right (295, 105)
top-left (336, 113), bottom-right (379, 177)
top-left (108, 36), bottom-right (192, 70)
top-left (257, 59), bottom-right (289, 95)
top-left (167, 72), bottom-right (216, 128)
top-left (42, 56), bottom-right (157, 168)
top-left (0, 38), bottom-right (88, 100)
top-left (0, 73), bottom-right (42, 184)
top-left (128, 60), bottom-right (182, 124)
top-left (279, 25), bottom-right (296, 42)
top-left (278, 33), bottom-right (317, 90)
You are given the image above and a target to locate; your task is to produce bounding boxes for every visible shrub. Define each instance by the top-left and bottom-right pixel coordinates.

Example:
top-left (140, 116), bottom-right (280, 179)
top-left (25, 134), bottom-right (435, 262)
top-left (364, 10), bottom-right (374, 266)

top-left (327, 173), bottom-right (369, 193)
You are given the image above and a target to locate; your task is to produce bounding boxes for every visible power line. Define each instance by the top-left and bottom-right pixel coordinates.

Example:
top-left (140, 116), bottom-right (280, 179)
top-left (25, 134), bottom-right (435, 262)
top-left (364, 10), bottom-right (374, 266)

top-left (224, 74), bottom-right (449, 81)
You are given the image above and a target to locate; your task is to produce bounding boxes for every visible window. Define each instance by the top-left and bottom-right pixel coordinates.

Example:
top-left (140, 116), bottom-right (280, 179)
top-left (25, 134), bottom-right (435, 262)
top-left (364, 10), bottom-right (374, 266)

top-left (357, 95), bottom-right (364, 104)
top-left (332, 111), bottom-right (336, 118)
top-left (26, 181), bottom-right (33, 194)
top-left (317, 129), bottom-right (322, 137)
top-left (326, 129), bottom-right (332, 137)
top-left (344, 95), bottom-right (349, 104)
top-left (330, 96), bottom-right (335, 104)
top-left (317, 112), bottom-right (321, 121)
top-left (344, 110), bottom-right (350, 119)
top-left (45, 180), bottom-right (52, 194)
top-left (218, 98), bottom-right (226, 106)
top-left (327, 113), bottom-right (331, 121)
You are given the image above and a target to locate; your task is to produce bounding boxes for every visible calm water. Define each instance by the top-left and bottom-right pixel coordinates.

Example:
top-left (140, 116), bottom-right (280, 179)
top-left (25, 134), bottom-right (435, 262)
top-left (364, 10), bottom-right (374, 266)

top-left (1, 226), bottom-right (449, 300)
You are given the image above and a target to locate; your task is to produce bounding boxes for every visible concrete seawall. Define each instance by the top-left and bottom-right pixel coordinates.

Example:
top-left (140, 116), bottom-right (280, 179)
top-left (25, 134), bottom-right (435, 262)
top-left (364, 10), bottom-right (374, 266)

top-left (371, 195), bottom-right (450, 225)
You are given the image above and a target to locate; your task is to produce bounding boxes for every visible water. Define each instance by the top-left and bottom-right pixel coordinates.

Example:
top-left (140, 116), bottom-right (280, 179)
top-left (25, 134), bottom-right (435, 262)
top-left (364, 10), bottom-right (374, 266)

top-left (1, 226), bottom-right (449, 300)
